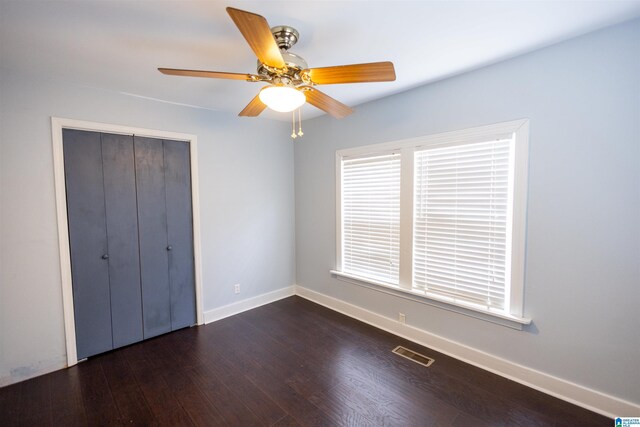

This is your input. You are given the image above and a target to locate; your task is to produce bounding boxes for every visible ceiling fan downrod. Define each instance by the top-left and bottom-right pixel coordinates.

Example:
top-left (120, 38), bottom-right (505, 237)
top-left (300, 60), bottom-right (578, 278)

top-left (271, 26), bottom-right (300, 51)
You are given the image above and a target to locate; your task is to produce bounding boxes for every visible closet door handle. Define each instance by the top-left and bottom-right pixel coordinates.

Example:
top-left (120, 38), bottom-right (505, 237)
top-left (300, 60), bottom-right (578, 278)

top-left (101, 254), bottom-right (109, 260)
top-left (166, 245), bottom-right (172, 251)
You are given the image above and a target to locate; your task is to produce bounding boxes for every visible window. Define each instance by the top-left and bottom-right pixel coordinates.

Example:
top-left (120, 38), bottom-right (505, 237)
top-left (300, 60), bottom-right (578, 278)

top-left (413, 139), bottom-right (511, 310)
top-left (342, 154), bottom-right (401, 284)
top-left (334, 120), bottom-right (530, 325)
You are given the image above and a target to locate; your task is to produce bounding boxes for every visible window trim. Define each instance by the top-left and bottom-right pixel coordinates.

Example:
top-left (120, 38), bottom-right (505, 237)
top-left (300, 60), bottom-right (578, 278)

top-left (335, 119), bottom-right (531, 326)
top-left (330, 269), bottom-right (530, 328)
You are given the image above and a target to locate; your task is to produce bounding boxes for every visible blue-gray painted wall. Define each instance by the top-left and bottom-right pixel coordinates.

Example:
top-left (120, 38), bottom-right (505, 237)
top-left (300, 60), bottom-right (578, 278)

top-left (1, 15), bottom-right (638, 406)
top-left (0, 69), bottom-right (296, 384)
top-left (294, 19), bottom-right (640, 403)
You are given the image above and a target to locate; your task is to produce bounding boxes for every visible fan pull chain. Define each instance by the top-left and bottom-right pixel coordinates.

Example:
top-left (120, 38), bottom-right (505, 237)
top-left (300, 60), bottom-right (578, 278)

top-left (291, 108), bottom-right (304, 139)
top-left (291, 110), bottom-right (297, 139)
top-left (297, 108), bottom-right (304, 137)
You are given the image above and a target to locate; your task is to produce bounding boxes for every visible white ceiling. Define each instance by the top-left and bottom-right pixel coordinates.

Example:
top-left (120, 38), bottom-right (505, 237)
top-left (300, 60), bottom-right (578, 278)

top-left (2, 0), bottom-right (640, 120)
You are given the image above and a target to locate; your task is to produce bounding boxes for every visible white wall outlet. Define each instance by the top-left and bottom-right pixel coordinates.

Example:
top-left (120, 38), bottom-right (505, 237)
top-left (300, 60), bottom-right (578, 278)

top-left (398, 313), bottom-right (406, 324)
top-left (234, 283), bottom-right (240, 294)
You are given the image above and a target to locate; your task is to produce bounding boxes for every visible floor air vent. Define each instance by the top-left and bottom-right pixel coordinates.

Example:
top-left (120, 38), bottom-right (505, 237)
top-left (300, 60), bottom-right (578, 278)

top-left (392, 346), bottom-right (435, 368)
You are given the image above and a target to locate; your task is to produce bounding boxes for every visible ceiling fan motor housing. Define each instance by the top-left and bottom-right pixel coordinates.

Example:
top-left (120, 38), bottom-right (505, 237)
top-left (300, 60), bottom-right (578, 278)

top-left (256, 26), bottom-right (308, 83)
top-left (257, 51), bottom-right (308, 84)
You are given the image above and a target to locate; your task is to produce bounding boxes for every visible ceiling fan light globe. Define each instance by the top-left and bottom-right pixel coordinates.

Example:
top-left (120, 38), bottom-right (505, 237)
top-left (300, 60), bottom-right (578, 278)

top-left (259, 85), bottom-right (305, 112)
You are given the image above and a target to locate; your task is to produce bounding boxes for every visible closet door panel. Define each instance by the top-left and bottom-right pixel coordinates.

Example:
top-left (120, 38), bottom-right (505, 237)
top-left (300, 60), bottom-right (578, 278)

top-left (134, 136), bottom-right (172, 338)
top-left (163, 140), bottom-right (196, 330)
top-left (63, 129), bottom-right (113, 359)
top-left (101, 133), bottom-right (144, 348)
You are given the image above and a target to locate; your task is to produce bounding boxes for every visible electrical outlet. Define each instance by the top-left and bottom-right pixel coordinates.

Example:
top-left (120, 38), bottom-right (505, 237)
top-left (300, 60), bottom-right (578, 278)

top-left (234, 283), bottom-right (240, 294)
top-left (398, 313), bottom-right (406, 324)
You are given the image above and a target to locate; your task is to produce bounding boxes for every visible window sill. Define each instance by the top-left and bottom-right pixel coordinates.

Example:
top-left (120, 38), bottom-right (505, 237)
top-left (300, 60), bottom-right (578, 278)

top-left (329, 270), bottom-right (531, 330)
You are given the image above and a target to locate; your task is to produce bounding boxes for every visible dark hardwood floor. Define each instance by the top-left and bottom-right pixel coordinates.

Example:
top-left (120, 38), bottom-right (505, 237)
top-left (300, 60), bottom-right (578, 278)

top-left (0, 296), bottom-right (610, 426)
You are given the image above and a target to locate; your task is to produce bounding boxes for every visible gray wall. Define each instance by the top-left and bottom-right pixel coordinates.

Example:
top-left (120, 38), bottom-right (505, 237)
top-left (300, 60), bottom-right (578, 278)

top-left (0, 69), bottom-right (295, 384)
top-left (295, 19), bottom-right (640, 403)
top-left (1, 14), bottom-right (638, 407)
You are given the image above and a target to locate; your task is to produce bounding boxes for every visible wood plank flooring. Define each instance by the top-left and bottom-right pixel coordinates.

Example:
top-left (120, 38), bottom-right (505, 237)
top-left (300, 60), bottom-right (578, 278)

top-left (0, 296), bottom-right (611, 426)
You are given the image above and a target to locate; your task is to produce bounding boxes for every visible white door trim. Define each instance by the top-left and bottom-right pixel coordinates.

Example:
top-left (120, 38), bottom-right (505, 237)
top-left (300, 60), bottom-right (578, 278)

top-left (51, 117), bottom-right (205, 367)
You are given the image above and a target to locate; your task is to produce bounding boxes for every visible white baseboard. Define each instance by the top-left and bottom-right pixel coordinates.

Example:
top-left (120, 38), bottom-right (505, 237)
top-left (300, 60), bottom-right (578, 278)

top-left (0, 356), bottom-right (67, 388)
top-left (1, 286), bottom-right (294, 388)
top-left (5, 284), bottom-right (637, 418)
top-left (203, 286), bottom-right (295, 324)
top-left (294, 284), bottom-right (639, 419)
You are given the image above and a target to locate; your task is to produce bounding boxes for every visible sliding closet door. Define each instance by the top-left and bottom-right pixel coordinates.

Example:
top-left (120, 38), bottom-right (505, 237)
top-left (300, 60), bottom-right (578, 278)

top-left (63, 129), bottom-right (112, 359)
top-left (101, 134), bottom-right (144, 348)
top-left (134, 136), bottom-right (172, 338)
top-left (164, 140), bottom-right (196, 329)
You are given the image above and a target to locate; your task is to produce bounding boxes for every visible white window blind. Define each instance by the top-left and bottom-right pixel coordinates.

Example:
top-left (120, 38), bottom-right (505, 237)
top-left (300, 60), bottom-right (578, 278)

top-left (342, 153), bottom-right (401, 285)
top-left (413, 139), bottom-right (513, 309)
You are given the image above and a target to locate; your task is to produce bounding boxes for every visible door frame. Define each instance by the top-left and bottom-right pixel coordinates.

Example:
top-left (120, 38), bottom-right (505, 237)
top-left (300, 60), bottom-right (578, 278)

top-left (51, 117), bottom-right (205, 366)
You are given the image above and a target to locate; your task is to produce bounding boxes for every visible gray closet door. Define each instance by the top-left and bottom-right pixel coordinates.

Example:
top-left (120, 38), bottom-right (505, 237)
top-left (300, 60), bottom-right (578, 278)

top-left (134, 136), bottom-right (172, 338)
top-left (65, 131), bottom-right (196, 358)
top-left (101, 133), bottom-right (144, 348)
top-left (63, 129), bottom-right (113, 359)
top-left (164, 139), bottom-right (196, 329)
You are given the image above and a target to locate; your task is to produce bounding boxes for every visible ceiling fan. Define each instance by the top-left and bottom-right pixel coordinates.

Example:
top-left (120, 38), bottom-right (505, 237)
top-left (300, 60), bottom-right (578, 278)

top-left (159, 7), bottom-right (396, 119)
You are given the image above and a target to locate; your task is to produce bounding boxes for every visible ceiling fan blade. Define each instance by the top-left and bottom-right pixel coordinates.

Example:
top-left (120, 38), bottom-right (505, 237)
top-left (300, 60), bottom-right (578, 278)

top-left (303, 61), bottom-right (396, 85)
top-left (239, 94), bottom-right (267, 117)
top-left (304, 88), bottom-right (353, 119)
top-left (158, 68), bottom-right (256, 81)
top-left (226, 7), bottom-right (286, 69)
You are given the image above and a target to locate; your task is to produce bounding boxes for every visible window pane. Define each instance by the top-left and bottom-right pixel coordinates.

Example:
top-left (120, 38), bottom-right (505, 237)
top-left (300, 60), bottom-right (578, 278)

top-left (413, 139), bottom-right (512, 309)
top-left (343, 153), bottom-right (401, 284)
